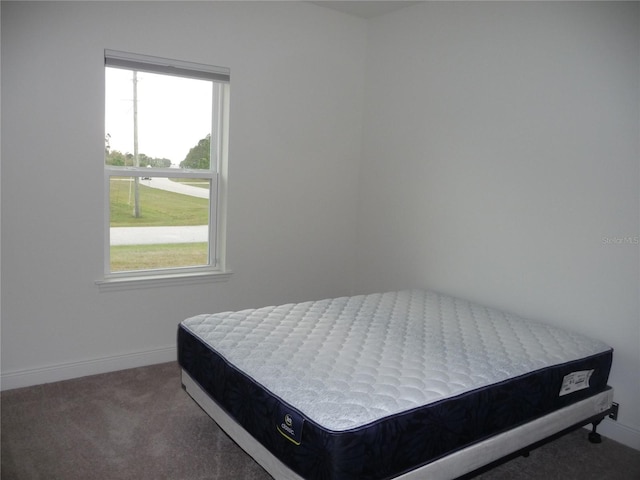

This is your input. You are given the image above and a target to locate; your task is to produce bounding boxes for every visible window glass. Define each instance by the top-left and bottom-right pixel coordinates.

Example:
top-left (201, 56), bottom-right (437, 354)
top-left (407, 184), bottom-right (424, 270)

top-left (105, 68), bottom-right (213, 171)
top-left (108, 176), bottom-right (211, 272)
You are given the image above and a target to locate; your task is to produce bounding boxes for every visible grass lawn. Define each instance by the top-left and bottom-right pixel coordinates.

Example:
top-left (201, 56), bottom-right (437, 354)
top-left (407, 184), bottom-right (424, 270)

top-left (110, 242), bottom-right (208, 272)
top-left (110, 178), bottom-right (208, 227)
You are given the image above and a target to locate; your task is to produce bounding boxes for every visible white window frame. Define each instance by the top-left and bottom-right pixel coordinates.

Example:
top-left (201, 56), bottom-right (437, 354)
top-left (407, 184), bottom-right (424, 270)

top-left (96, 50), bottom-right (231, 291)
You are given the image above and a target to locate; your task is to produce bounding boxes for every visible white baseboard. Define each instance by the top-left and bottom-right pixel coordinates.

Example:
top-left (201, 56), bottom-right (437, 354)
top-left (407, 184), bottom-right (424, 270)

top-left (594, 417), bottom-right (640, 451)
top-left (0, 345), bottom-right (176, 391)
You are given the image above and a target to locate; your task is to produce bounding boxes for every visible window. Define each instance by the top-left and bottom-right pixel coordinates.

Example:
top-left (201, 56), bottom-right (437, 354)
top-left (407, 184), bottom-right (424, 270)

top-left (99, 50), bottom-right (230, 288)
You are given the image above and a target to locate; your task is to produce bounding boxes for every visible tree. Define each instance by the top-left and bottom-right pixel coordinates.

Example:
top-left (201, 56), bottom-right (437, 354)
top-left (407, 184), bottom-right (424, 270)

top-left (180, 134), bottom-right (210, 169)
top-left (150, 157), bottom-right (172, 168)
top-left (105, 149), bottom-right (171, 168)
top-left (105, 149), bottom-right (126, 166)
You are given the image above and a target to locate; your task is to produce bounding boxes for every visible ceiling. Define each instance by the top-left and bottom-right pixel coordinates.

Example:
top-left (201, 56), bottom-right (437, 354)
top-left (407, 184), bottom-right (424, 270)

top-left (310, 1), bottom-right (421, 19)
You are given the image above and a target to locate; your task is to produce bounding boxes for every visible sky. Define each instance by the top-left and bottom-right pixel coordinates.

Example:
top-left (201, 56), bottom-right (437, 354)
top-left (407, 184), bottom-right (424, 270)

top-left (105, 67), bottom-right (213, 165)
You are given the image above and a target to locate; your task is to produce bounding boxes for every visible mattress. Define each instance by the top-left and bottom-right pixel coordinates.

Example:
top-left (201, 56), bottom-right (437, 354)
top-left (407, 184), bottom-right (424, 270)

top-left (177, 289), bottom-right (613, 480)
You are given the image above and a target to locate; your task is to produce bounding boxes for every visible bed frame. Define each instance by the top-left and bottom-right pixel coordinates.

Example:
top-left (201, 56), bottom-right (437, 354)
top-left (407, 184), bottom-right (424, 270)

top-left (182, 370), bottom-right (612, 479)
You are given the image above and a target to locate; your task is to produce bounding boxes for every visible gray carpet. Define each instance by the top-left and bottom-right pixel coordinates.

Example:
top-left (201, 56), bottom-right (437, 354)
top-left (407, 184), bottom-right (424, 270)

top-left (2, 362), bottom-right (639, 479)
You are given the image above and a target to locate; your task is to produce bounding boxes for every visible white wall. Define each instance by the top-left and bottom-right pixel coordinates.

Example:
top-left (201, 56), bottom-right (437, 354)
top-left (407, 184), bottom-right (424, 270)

top-left (1, 1), bottom-right (365, 386)
top-left (356, 2), bottom-right (639, 447)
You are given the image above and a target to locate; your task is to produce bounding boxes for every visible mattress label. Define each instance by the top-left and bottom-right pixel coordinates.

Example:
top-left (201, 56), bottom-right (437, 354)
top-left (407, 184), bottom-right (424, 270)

top-left (595, 390), bottom-right (613, 413)
top-left (559, 370), bottom-right (594, 396)
top-left (276, 404), bottom-right (304, 446)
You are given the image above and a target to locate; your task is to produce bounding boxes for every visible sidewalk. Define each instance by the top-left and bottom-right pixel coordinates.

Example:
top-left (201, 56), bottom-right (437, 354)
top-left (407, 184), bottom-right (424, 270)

top-left (110, 225), bottom-right (208, 245)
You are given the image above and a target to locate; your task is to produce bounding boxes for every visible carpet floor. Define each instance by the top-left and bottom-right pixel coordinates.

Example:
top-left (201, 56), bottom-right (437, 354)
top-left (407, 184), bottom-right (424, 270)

top-left (2, 362), bottom-right (639, 479)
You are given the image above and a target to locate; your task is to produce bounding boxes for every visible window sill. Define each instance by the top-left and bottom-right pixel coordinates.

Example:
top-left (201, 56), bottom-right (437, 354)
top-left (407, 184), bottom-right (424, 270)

top-left (96, 269), bottom-right (233, 292)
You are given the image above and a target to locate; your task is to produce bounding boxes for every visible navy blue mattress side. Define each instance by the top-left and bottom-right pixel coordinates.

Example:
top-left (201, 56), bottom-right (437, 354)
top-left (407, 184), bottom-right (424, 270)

top-left (177, 324), bottom-right (612, 480)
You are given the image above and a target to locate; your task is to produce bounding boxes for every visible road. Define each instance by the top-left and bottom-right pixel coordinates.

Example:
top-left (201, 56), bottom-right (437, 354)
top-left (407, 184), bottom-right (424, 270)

top-left (111, 177), bottom-right (209, 245)
top-left (141, 177), bottom-right (209, 199)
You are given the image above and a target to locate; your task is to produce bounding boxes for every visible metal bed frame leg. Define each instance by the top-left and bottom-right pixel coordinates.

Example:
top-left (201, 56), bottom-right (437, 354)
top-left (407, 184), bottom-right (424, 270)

top-left (588, 418), bottom-right (603, 444)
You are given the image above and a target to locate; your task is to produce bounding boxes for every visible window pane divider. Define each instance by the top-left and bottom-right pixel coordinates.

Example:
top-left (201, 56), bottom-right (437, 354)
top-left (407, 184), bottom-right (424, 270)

top-left (105, 166), bottom-right (216, 179)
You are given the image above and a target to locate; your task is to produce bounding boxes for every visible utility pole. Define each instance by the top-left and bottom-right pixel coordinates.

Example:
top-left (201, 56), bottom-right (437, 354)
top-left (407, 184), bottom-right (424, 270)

top-left (132, 70), bottom-right (140, 218)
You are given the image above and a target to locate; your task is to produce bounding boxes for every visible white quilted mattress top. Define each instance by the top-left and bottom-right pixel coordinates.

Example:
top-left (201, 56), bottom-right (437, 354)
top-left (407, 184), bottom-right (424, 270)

top-left (181, 290), bottom-right (611, 431)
